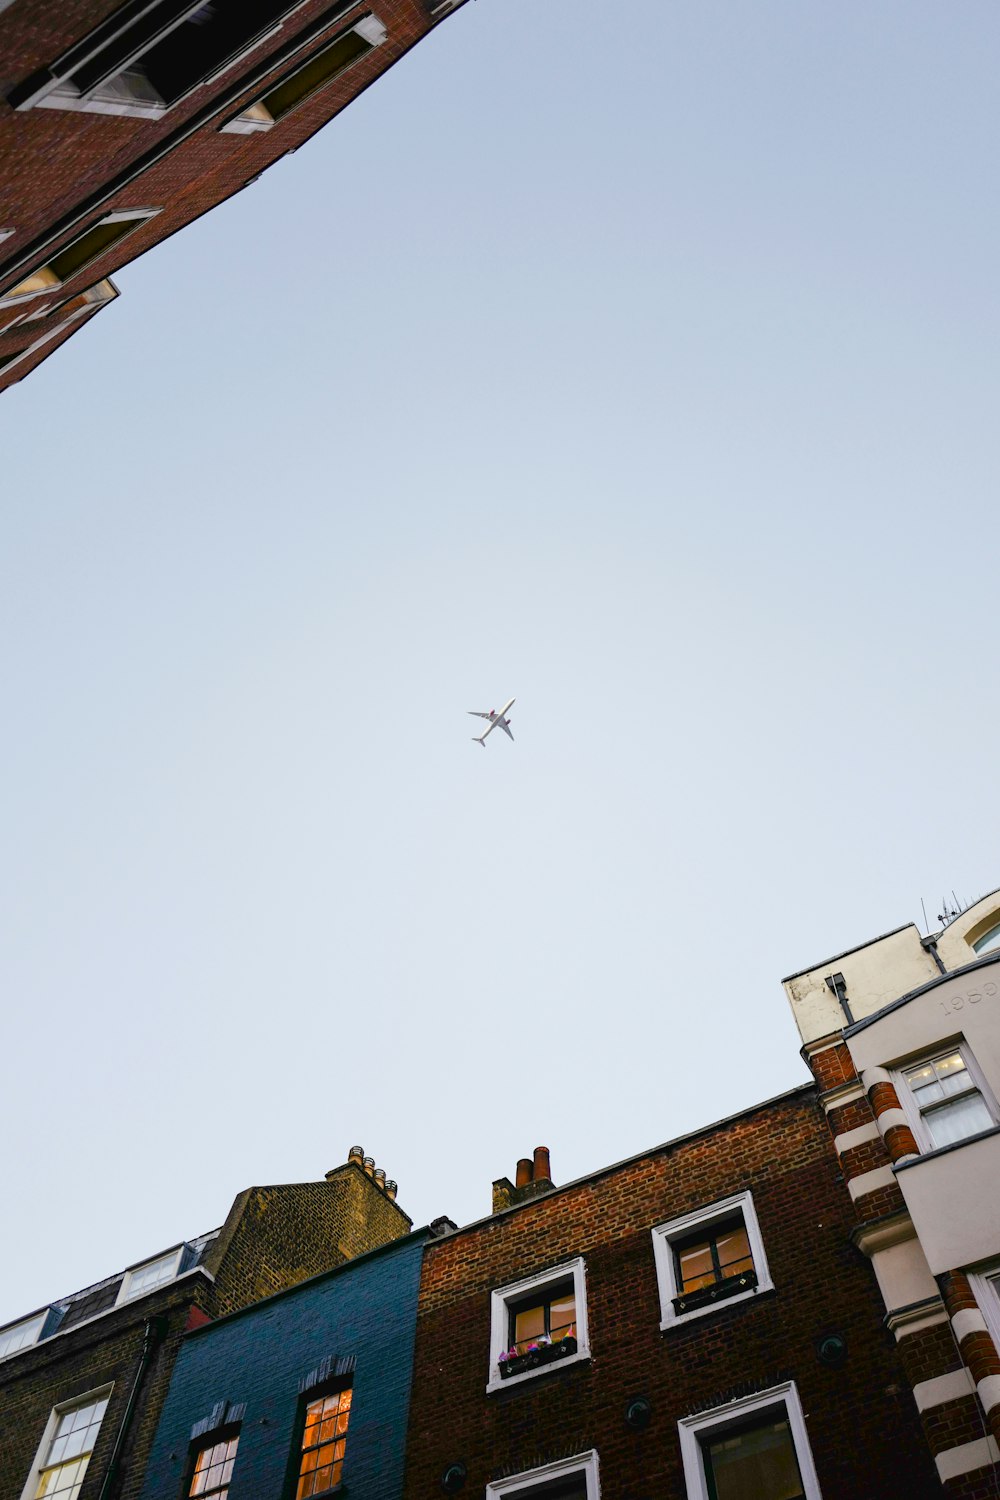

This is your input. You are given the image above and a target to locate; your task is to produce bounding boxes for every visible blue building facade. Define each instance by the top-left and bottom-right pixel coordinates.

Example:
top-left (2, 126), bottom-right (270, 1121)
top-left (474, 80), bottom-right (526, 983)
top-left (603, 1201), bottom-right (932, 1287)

top-left (139, 1227), bottom-right (432, 1500)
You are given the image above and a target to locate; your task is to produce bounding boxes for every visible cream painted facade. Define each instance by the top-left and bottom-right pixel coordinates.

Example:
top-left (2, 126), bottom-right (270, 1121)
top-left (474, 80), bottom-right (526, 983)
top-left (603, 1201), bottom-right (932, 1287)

top-left (783, 889), bottom-right (1000, 1492)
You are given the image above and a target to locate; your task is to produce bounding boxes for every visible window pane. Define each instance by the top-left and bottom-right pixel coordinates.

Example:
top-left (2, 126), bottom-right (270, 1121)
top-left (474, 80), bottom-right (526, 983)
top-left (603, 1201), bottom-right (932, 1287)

top-left (0, 1312), bottom-right (46, 1357)
top-left (973, 922), bottom-right (1000, 954)
top-left (925, 1092), bottom-right (993, 1149)
top-left (679, 1239), bottom-right (716, 1293)
top-left (513, 1303), bottom-right (546, 1349)
top-left (548, 1292), bottom-right (576, 1338)
top-left (299, 1387), bottom-right (351, 1495)
top-left (259, 29), bottom-right (372, 122)
top-left (704, 1418), bottom-right (805, 1500)
top-left (716, 1227), bottom-right (753, 1278)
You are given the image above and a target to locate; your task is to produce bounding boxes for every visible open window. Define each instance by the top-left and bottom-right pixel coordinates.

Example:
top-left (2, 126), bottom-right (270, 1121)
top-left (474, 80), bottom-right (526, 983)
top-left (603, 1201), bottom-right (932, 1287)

top-left (678, 1382), bottom-right (821, 1500)
top-left (488, 1258), bottom-right (589, 1392)
top-left (220, 15), bottom-right (386, 134)
top-left (1, 214), bottom-right (158, 305)
top-left (9, 0), bottom-right (314, 118)
top-left (652, 1192), bottom-right (772, 1329)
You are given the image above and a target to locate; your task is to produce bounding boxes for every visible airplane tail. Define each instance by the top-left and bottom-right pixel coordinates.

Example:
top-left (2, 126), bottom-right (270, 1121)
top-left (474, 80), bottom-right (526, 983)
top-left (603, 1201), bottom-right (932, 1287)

top-left (472, 735), bottom-right (486, 746)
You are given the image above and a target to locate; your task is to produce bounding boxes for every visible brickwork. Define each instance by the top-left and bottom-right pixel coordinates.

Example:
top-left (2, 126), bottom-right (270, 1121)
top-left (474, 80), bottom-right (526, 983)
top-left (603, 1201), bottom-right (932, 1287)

top-left (884, 1121), bottom-right (921, 1161)
top-left (405, 1089), bottom-right (939, 1500)
top-left (0, 1156), bottom-right (409, 1500)
top-left (0, 0), bottom-right (463, 388)
top-left (809, 1041), bottom-right (858, 1092)
top-left (827, 1095), bottom-right (875, 1137)
top-left (897, 1323), bottom-right (964, 1389)
top-left (943, 1464), bottom-right (1000, 1499)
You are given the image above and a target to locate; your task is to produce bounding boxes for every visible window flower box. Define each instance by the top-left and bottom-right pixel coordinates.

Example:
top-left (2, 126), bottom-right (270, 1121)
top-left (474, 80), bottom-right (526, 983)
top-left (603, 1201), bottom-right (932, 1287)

top-left (671, 1268), bottom-right (758, 1317)
top-left (497, 1336), bottom-right (578, 1379)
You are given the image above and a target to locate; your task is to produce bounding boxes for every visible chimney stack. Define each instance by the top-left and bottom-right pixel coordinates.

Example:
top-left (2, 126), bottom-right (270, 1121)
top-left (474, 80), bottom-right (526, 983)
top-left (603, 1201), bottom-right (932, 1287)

top-left (492, 1146), bottom-right (556, 1213)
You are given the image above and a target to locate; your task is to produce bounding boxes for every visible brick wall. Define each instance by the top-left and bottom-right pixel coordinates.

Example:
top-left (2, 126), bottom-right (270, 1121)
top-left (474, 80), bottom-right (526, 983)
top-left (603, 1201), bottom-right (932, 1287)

top-left (405, 1089), bottom-right (940, 1500)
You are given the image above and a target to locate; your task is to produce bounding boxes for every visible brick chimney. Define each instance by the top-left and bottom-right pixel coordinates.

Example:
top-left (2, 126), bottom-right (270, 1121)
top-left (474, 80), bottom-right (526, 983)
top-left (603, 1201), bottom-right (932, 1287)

top-left (324, 1145), bottom-right (411, 1258)
top-left (492, 1146), bottom-right (555, 1213)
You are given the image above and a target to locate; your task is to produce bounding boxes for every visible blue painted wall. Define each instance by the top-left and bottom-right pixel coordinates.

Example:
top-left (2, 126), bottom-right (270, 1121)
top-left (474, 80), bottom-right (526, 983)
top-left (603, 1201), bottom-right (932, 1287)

top-left (139, 1231), bottom-right (429, 1500)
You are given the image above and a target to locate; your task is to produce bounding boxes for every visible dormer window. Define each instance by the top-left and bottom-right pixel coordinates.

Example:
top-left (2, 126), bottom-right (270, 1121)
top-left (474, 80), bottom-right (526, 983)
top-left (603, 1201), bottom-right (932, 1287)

top-left (117, 1246), bottom-right (186, 1303)
top-left (0, 1310), bottom-right (46, 1359)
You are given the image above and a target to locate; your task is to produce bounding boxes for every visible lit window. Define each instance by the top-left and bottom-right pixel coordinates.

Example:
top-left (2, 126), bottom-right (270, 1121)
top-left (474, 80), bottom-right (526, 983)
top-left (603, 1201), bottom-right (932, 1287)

top-left (221, 16), bottom-right (386, 134)
top-left (0, 1311), bottom-right (46, 1359)
top-left (679, 1382), bottom-right (821, 1500)
top-left (12, 1), bottom-right (312, 118)
top-left (1, 214), bottom-right (158, 304)
top-left (652, 1192), bottom-right (772, 1328)
top-left (189, 1434), bottom-right (239, 1500)
top-left (30, 1388), bottom-right (111, 1500)
top-left (899, 1048), bottom-right (997, 1151)
top-left (118, 1247), bottom-right (185, 1303)
top-left (485, 1451), bottom-right (599, 1500)
top-left (973, 921), bottom-right (1000, 956)
top-left (488, 1258), bottom-right (589, 1392)
top-left (296, 1387), bottom-right (351, 1497)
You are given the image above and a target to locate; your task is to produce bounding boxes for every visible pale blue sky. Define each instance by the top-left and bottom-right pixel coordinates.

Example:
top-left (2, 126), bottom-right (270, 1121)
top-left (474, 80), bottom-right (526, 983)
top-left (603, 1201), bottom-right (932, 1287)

top-left (2, 1), bottom-right (999, 1325)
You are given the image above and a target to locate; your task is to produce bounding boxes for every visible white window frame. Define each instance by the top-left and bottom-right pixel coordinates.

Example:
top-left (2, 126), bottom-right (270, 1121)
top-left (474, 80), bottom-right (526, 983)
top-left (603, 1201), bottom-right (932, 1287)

top-left (219, 14), bottom-right (386, 134)
top-left (0, 1310), bottom-right (47, 1360)
top-left (116, 1244), bottom-right (186, 1304)
top-left (17, 0), bottom-right (315, 118)
top-left (969, 1263), bottom-right (1000, 1355)
top-left (0, 212), bottom-right (159, 305)
top-left (893, 1043), bottom-right (1000, 1155)
top-left (487, 1256), bottom-right (589, 1394)
top-left (678, 1380), bottom-right (822, 1500)
top-left (18, 1383), bottom-right (114, 1500)
top-left (486, 1450), bottom-right (600, 1500)
top-left (652, 1190), bottom-right (772, 1330)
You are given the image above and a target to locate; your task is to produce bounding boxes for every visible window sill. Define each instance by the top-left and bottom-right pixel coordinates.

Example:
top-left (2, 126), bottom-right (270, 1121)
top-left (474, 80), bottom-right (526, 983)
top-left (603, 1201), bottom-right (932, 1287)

top-left (660, 1281), bottom-right (774, 1331)
top-left (486, 1347), bottom-right (590, 1394)
top-left (893, 1125), bottom-right (1000, 1172)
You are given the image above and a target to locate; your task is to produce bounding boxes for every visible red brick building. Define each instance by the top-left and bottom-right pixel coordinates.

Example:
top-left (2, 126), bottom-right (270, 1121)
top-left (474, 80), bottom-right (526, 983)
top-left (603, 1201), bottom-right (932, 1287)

top-left (404, 1095), bottom-right (940, 1500)
top-left (0, 0), bottom-right (465, 391)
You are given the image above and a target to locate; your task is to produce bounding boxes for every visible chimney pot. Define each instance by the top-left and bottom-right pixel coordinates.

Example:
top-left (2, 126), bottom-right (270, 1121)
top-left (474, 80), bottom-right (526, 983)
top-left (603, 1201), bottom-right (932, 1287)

top-left (515, 1158), bottom-right (533, 1187)
top-left (373, 1167), bottom-right (387, 1190)
top-left (363, 1156), bottom-right (376, 1178)
top-left (385, 1179), bottom-right (398, 1201)
top-left (533, 1146), bottom-right (551, 1182)
top-left (348, 1146), bottom-right (365, 1167)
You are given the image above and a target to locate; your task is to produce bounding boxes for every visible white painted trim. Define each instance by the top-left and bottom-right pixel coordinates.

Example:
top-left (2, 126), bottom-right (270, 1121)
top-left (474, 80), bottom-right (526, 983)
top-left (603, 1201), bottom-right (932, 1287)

top-left (678, 1380), bottom-right (822, 1500)
top-left (652, 1191), bottom-right (773, 1331)
top-left (861, 1066), bottom-right (893, 1090)
top-left (847, 1165), bottom-right (895, 1201)
top-left (872, 1107), bottom-right (908, 1133)
top-left (913, 1369), bottom-right (974, 1411)
top-left (487, 1257), bottom-right (589, 1394)
top-left (486, 1450), bottom-right (600, 1500)
top-left (819, 1082), bottom-right (866, 1113)
top-left (952, 1308), bottom-right (989, 1344)
top-left (935, 1435), bottom-right (1000, 1483)
top-left (18, 1383), bottom-right (114, 1500)
top-left (833, 1122), bottom-right (880, 1154)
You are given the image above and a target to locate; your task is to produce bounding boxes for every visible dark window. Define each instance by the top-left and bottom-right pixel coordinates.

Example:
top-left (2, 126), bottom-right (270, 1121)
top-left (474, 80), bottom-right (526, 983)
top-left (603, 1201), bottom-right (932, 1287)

top-left (508, 1282), bottom-right (576, 1356)
top-left (702, 1415), bottom-right (805, 1500)
top-left (296, 1386), bottom-right (352, 1498)
top-left (674, 1216), bottom-right (754, 1295)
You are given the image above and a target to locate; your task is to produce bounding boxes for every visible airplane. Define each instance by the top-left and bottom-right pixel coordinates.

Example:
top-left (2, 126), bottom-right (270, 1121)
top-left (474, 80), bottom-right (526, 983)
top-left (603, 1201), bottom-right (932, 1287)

top-left (468, 697), bottom-right (515, 747)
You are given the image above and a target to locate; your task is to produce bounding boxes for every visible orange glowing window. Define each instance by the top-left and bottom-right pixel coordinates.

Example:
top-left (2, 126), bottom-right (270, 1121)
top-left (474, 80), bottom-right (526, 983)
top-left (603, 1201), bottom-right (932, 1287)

top-left (297, 1388), bottom-right (351, 1498)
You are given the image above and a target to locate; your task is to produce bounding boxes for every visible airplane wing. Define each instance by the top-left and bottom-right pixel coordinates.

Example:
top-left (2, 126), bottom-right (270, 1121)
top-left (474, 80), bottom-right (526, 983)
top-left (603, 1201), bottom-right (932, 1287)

top-left (500, 720), bottom-right (514, 741)
top-left (468, 711), bottom-right (493, 720)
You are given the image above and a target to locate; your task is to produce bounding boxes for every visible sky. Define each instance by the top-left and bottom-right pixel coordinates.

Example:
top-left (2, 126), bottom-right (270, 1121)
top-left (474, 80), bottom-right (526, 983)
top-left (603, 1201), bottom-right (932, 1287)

top-left (2, 0), bottom-right (999, 1327)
